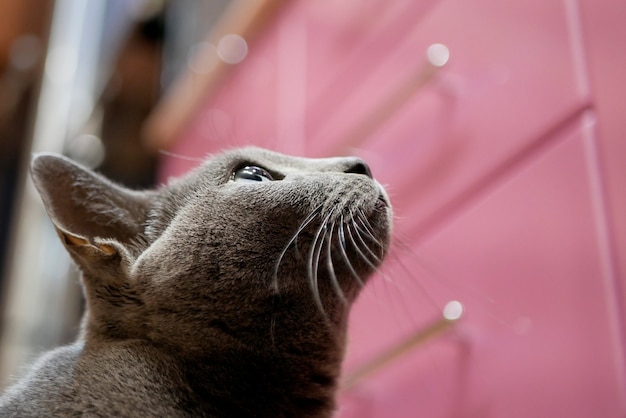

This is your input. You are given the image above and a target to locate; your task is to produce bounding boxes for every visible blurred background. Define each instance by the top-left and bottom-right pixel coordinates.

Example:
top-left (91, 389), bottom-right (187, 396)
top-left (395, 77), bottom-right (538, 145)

top-left (0, 0), bottom-right (625, 417)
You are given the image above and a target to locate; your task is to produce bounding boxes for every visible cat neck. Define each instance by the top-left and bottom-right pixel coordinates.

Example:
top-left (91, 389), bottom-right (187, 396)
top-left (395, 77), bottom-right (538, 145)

top-left (80, 326), bottom-right (344, 417)
top-left (181, 342), bottom-right (343, 417)
top-left (174, 309), bottom-right (346, 417)
top-left (81, 296), bottom-right (347, 417)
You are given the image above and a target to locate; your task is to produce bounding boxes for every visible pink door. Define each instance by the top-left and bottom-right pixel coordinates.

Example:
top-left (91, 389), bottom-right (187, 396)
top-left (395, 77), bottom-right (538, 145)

top-left (159, 0), bottom-right (626, 416)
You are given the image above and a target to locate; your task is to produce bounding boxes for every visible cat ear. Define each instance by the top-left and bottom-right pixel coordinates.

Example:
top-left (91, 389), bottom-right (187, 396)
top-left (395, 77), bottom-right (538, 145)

top-left (30, 153), bottom-right (152, 260)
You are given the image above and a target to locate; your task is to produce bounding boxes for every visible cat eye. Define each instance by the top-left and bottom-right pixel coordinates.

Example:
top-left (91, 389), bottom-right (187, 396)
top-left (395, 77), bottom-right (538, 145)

top-left (232, 165), bottom-right (274, 183)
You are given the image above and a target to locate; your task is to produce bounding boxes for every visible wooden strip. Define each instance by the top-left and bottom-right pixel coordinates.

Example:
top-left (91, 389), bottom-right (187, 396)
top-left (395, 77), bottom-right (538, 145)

top-left (143, 0), bottom-right (288, 151)
top-left (341, 300), bottom-right (462, 391)
top-left (330, 44), bottom-right (449, 156)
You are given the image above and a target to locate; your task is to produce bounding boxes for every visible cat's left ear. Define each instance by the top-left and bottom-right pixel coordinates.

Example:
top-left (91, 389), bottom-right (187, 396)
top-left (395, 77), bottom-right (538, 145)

top-left (30, 153), bottom-right (152, 260)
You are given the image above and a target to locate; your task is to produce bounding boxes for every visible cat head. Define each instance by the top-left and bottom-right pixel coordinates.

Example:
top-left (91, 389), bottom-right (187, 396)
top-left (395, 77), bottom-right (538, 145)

top-left (31, 147), bottom-right (392, 356)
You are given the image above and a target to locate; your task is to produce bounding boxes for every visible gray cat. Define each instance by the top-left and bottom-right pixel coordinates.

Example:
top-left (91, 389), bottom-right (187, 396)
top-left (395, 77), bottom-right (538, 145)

top-left (0, 147), bottom-right (392, 417)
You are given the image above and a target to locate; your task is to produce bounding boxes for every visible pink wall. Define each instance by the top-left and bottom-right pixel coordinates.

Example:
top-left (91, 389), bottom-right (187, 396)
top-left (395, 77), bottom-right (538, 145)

top-left (160, 0), bottom-right (626, 416)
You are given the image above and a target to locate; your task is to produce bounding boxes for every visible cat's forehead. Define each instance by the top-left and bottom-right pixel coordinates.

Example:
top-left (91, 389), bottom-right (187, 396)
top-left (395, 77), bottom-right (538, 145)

top-left (204, 147), bottom-right (358, 174)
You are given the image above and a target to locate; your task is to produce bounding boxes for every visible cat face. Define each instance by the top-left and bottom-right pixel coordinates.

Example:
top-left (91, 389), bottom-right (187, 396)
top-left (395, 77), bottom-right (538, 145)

top-left (31, 147), bottom-right (392, 355)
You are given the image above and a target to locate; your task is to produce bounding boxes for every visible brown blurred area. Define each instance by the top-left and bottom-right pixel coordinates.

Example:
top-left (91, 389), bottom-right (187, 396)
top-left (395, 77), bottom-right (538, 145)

top-left (0, 0), bottom-right (54, 286)
top-left (97, 15), bottom-right (163, 188)
top-left (0, 1), bottom-right (237, 383)
top-left (0, 1), bottom-right (171, 381)
top-left (0, 1), bottom-right (167, 280)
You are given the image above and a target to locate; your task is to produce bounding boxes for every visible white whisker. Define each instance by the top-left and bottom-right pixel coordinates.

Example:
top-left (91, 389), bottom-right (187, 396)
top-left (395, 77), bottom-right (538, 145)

top-left (356, 210), bottom-right (385, 252)
top-left (308, 211), bottom-right (332, 314)
top-left (393, 234), bottom-right (495, 305)
top-left (157, 149), bottom-right (205, 163)
top-left (345, 219), bottom-right (379, 272)
top-left (325, 220), bottom-right (347, 305)
top-left (272, 204), bottom-right (323, 292)
top-left (351, 217), bottom-right (383, 264)
top-left (338, 214), bottom-right (365, 288)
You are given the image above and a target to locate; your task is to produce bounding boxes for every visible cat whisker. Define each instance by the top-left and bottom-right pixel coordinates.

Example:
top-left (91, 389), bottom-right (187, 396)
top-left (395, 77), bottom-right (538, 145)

top-left (345, 218), bottom-right (379, 273)
top-left (325, 220), bottom-right (347, 306)
top-left (391, 234), bottom-right (498, 322)
top-left (384, 248), bottom-right (442, 310)
top-left (353, 213), bottom-right (385, 262)
top-left (157, 149), bottom-right (205, 163)
top-left (393, 233), bottom-right (495, 304)
top-left (272, 204), bottom-right (323, 292)
top-left (338, 214), bottom-right (365, 288)
top-left (356, 210), bottom-right (385, 251)
top-left (347, 219), bottom-right (400, 286)
top-left (308, 211), bottom-right (332, 315)
top-left (369, 234), bottom-right (466, 325)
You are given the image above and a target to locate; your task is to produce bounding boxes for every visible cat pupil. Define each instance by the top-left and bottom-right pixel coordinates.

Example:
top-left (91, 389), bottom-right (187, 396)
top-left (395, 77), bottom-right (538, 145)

top-left (233, 165), bottom-right (274, 183)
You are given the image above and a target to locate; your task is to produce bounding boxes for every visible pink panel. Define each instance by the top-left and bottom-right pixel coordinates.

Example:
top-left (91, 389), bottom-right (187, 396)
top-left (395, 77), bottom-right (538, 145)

top-left (340, 117), bottom-right (625, 417)
top-left (341, 0), bottom-right (588, 246)
top-left (578, 0), bottom-right (626, 314)
top-left (309, 0), bottom-right (585, 155)
top-left (301, 0), bottom-right (441, 138)
top-left (157, 0), bottom-right (626, 416)
top-left (163, 0), bottom-right (590, 241)
top-left (159, 5), bottom-right (284, 178)
top-left (159, 1), bottom-right (444, 178)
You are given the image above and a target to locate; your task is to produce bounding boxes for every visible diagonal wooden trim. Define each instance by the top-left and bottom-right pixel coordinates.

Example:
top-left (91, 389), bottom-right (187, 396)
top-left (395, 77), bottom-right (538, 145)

top-left (143, 0), bottom-right (288, 152)
top-left (326, 43), bottom-right (449, 156)
top-left (341, 300), bottom-right (463, 391)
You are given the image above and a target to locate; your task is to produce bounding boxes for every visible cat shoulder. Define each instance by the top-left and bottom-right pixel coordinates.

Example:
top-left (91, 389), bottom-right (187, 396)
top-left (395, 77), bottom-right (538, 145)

top-left (0, 343), bottom-right (82, 415)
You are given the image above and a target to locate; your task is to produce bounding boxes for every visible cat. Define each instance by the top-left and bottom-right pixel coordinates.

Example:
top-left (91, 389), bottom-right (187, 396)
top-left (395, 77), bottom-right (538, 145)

top-left (0, 147), bottom-right (392, 417)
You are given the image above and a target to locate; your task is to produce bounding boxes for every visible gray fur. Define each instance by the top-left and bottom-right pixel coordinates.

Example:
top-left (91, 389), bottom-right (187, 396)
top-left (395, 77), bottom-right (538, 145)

top-left (0, 147), bottom-right (392, 417)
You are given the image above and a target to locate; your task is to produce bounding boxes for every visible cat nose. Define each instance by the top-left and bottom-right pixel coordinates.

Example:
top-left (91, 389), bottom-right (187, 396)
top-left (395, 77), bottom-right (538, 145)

top-left (343, 158), bottom-right (373, 179)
